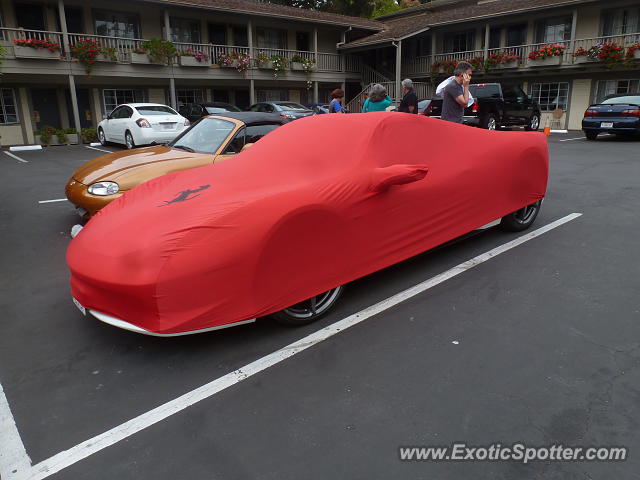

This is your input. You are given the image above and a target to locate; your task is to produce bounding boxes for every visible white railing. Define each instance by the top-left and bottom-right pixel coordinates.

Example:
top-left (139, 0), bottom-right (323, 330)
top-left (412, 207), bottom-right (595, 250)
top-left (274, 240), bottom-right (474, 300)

top-left (433, 49), bottom-right (484, 63)
top-left (67, 33), bottom-right (145, 61)
top-left (362, 64), bottom-right (390, 84)
top-left (1, 27), bottom-right (63, 47)
top-left (174, 42), bottom-right (251, 64)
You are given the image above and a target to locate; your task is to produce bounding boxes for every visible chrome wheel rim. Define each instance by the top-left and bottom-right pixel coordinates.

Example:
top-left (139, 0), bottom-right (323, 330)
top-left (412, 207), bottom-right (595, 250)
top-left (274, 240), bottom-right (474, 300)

top-left (282, 286), bottom-right (343, 319)
top-left (99, 130), bottom-right (105, 144)
top-left (531, 116), bottom-right (539, 130)
top-left (513, 202), bottom-right (540, 224)
top-left (126, 134), bottom-right (133, 149)
top-left (488, 118), bottom-right (497, 130)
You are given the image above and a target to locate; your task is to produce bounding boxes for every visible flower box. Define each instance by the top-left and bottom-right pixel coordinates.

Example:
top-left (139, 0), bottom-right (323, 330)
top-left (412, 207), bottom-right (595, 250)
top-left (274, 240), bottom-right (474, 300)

top-left (13, 45), bottom-right (61, 60)
top-left (526, 56), bottom-right (562, 67)
top-left (130, 52), bottom-right (164, 65)
top-left (97, 54), bottom-right (117, 62)
top-left (220, 60), bottom-right (238, 68)
top-left (291, 62), bottom-right (305, 71)
top-left (573, 56), bottom-right (596, 64)
top-left (496, 59), bottom-right (519, 69)
top-left (258, 61), bottom-right (275, 69)
top-left (67, 134), bottom-right (79, 145)
top-left (179, 55), bottom-right (209, 67)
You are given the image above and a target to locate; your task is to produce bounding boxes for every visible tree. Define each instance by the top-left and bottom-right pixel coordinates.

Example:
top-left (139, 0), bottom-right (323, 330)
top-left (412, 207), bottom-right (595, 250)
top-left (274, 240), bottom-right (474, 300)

top-left (371, 0), bottom-right (402, 18)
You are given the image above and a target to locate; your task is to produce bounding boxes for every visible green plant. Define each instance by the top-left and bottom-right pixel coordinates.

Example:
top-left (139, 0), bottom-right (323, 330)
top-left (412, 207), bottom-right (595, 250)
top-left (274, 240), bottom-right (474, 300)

top-left (528, 44), bottom-right (565, 60)
top-left (81, 127), bottom-right (98, 143)
top-left (56, 129), bottom-right (68, 144)
top-left (270, 54), bottom-right (289, 78)
top-left (37, 125), bottom-right (56, 145)
top-left (141, 38), bottom-right (177, 64)
top-left (71, 38), bottom-right (101, 75)
top-left (291, 55), bottom-right (305, 63)
top-left (101, 47), bottom-right (118, 62)
top-left (64, 128), bottom-right (77, 134)
top-left (255, 51), bottom-right (270, 64)
top-left (0, 45), bottom-right (6, 67)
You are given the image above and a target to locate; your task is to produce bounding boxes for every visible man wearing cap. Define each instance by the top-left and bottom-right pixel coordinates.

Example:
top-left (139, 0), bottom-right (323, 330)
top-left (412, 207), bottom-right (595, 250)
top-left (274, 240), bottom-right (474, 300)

top-left (398, 78), bottom-right (419, 114)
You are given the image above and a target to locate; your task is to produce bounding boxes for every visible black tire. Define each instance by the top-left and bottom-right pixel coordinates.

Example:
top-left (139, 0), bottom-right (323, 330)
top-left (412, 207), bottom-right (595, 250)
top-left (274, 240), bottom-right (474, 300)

top-left (125, 131), bottom-right (135, 150)
top-left (500, 200), bottom-right (542, 232)
top-left (585, 131), bottom-right (598, 141)
top-left (98, 127), bottom-right (107, 146)
top-left (272, 286), bottom-right (344, 326)
top-left (482, 114), bottom-right (498, 131)
top-left (525, 113), bottom-right (540, 131)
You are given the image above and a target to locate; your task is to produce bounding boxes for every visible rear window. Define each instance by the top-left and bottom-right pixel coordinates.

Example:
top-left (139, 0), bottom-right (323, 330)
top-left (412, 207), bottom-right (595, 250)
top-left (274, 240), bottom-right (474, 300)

top-left (602, 95), bottom-right (640, 105)
top-left (246, 124), bottom-right (280, 143)
top-left (205, 105), bottom-right (241, 114)
top-left (135, 106), bottom-right (178, 115)
top-left (469, 84), bottom-right (501, 99)
top-left (276, 102), bottom-right (308, 111)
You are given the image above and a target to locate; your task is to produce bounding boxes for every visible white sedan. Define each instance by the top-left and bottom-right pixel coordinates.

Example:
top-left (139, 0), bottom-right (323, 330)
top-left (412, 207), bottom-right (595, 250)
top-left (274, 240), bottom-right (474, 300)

top-left (98, 103), bottom-right (190, 149)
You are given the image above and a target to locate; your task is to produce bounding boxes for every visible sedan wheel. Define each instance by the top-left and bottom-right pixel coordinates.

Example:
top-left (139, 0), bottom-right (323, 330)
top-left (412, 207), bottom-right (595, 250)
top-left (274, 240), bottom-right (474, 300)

top-left (500, 200), bottom-right (542, 232)
top-left (483, 114), bottom-right (498, 131)
top-left (272, 286), bottom-right (344, 325)
top-left (125, 131), bottom-right (135, 150)
top-left (98, 128), bottom-right (107, 146)
top-left (526, 114), bottom-right (540, 131)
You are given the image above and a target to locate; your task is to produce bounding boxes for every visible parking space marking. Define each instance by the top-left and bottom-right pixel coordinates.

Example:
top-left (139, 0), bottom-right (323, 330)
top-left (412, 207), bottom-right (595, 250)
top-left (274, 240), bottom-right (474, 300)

top-left (5, 212), bottom-right (582, 480)
top-left (0, 383), bottom-right (32, 478)
top-left (559, 137), bottom-right (586, 142)
top-left (3, 151), bottom-right (28, 163)
top-left (85, 146), bottom-right (114, 154)
top-left (38, 199), bottom-right (67, 204)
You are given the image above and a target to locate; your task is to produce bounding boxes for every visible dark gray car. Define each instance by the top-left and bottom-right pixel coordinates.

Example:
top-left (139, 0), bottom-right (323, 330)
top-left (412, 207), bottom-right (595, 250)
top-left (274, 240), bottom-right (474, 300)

top-left (247, 101), bottom-right (314, 121)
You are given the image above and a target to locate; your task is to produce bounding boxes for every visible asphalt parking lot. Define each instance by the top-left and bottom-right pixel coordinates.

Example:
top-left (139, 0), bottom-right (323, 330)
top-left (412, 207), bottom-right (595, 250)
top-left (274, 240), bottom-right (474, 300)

top-left (1, 132), bottom-right (639, 480)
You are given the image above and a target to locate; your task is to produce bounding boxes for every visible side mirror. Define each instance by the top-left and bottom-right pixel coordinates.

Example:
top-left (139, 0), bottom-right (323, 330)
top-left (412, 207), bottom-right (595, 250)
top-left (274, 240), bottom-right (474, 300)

top-left (102, 113), bottom-right (110, 120)
top-left (371, 164), bottom-right (428, 192)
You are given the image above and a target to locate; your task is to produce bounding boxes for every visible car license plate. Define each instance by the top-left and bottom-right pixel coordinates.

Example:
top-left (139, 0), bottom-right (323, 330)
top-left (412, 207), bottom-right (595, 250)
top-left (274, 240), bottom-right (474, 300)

top-left (72, 297), bottom-right (86, 316)
top-left (600, 122), bottom-right (613, 128)
top-left (162, 123), bottom-right (175, 130)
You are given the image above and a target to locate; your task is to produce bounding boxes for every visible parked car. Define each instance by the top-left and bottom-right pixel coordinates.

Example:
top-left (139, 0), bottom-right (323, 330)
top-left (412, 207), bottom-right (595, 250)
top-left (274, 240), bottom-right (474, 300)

top-left (582, 94), bottom-right (640, 140)
top-left (305, 103), bottom-right (331, 114)
top-left (98, 103), bottom-right (190, 149)
top-left (178, 102), bottom-right (241, 123)
top-left (67, 112), bottom-right (285, 219)
top-left (248, 101), bottom-right (314, 121)
top-left (417, 99), bottom-right (431, 114)
top-left (67, 113), bottom-right (548, 336)
top-left (425, 83), bottom-right (541, 131)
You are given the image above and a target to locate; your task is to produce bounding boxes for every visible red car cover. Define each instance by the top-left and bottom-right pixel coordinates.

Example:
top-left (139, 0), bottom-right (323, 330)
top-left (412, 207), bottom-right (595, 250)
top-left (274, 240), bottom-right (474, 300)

top-left (67, 113), bottom-right (548, 334)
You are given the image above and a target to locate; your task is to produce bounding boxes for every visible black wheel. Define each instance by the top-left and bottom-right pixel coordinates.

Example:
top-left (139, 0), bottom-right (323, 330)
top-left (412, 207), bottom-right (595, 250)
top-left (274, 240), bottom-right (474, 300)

top-left (98, 127), bottom-right (107, 146)
top-left (585, 131), bottom-right (598, 141)
top-left (500, 200), bottom-right (542, 232)
top-left (272, 286), bottom-right (344, 326)
top-left (125, 131), bottom-right (135, 149)
top-left (525, 114), bottom-right (540, 131)
top-left (482, 114), bottom-right (498, 131)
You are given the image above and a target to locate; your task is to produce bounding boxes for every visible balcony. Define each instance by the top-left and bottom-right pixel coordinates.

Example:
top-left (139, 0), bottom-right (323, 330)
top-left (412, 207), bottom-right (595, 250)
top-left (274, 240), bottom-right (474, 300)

top-left (404, 32), bottom-right (640, 76)
top-left (0, 28), bottom-right (361, 75)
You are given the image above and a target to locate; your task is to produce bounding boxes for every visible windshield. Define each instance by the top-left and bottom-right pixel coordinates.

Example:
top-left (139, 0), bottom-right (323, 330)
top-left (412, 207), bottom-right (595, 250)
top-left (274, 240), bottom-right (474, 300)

top-left (205, 105), bottom-right (241, 114)
top-left (602, 95), bottom-right (640, 105)
top-left (169, 117), bottom-right (236, 154)
top-left (469, 84), bottom-right (501, 99)
top-left (135, 106), bottom-right (178, 115)
top-left (276, 102), bottom-right (309, 111)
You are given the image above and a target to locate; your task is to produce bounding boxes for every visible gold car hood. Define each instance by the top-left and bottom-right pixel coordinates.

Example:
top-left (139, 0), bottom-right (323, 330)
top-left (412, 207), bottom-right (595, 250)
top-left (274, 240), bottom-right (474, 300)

top-left (72, 146), bottom-right (213, 190)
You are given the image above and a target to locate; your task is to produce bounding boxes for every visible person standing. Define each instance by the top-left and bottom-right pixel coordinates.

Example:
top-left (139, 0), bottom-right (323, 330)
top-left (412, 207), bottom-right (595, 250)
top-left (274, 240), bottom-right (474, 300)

top-left (398, 78), bottom-right (418, 114)
top-left (329, 89), bottom-right (345, 113)
top-left (440, 61), bottom-right (473, 124)
top-left (362, 84), bottom-right (392, 112)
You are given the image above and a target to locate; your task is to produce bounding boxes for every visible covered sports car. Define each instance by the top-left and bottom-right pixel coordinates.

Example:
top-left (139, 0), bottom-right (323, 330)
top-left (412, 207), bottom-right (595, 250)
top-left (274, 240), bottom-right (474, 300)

top-left (67, 113), bottom-right (548, 336)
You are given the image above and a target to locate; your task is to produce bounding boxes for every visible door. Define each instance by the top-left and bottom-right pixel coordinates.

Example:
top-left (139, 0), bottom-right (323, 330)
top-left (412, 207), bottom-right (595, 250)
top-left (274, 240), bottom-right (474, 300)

top-left (31, 89), bottom-right (61, 130)
top-left (65, 88), bottom-right (93, 129)
top-left (105, 106), bottom-right (130, 143)
top-left (234, 90), bottom-right (250, 110)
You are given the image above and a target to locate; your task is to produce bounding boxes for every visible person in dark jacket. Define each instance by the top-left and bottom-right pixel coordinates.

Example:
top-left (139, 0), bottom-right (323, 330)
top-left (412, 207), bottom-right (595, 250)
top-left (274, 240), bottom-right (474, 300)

top-left (398, 78), bottom-right (418, 114)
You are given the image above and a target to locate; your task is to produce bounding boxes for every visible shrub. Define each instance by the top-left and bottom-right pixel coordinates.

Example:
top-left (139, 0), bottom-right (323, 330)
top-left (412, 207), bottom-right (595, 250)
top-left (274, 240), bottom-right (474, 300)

top-left (101, 47), bottom-right (118, 62)
top-left (140, 38), bottom-right (177, 64)
top-left (56, 129), bottom-right (68, 144)
top-left (81, 127), bottom-right (98, 143)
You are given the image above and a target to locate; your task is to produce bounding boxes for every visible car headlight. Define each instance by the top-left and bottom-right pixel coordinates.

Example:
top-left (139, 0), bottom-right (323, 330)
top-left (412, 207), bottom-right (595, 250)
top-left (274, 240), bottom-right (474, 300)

top-left (88, 181), bottom-right (119, 196)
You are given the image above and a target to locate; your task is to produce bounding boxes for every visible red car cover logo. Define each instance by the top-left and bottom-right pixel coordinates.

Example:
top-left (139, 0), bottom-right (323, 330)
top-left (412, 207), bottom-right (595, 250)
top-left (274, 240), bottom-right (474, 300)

top-left (159, 185), bottom-right (210, 206)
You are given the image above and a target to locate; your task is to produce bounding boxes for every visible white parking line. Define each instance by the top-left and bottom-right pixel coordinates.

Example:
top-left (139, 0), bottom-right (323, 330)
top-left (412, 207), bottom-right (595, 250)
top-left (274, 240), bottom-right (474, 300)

top-left (85, 146), bottom-right (113, 154)
top-left (38, 199), bottom-right (67, 204)
top-left (4, 212), bottom-right (583, 480)
top-left (3, 151), bottom-right (28, 163)
top-left (559, 137), bottom-right (586, 142)
top-left (0, 383), bottom-right (31, 478)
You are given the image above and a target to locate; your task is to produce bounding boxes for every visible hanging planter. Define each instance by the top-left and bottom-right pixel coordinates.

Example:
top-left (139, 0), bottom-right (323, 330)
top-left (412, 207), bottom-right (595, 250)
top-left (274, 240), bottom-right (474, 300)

top-left (13, 39), bottom-right (61, 59)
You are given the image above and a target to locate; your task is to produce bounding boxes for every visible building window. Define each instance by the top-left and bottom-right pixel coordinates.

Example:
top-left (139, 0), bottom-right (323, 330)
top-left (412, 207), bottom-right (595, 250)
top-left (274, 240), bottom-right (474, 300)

top-left (232, 26), bottom-right (248, 47)
top-left (94, 10), bottom-right (140, 39)
top-left (602, 7), bottom-right (640, 36)
top-left (529, 82), bottom-right (569, 112)
top-left (15, 3), bottom-right (46, 30)
top-left (596, 79), bottom-right (640, 102)
top-left (443, 30), bottom-right (475, 53)
top-left (208, 23), bottom-right (226, 45)
top-left (102, 89), bottom-right (145, 113)
top-left (296, 31), bottom-right (310, 51)
top-left (256, 89), bottom-right (288, 102)
top-left (535, 16), bottom-right (572, 44)
top-left (176, 89), bottom-right (204, 107)
top-left (489, 27), bottom-right (501, 49)
top-left (256, 27), bottom-right (287, 50)
top-left (506, 24), bottom-right (527, 47)
top-left (0, 89), bottom-right (19, 124)
top-left (170, 18), bottom-right (200, 44)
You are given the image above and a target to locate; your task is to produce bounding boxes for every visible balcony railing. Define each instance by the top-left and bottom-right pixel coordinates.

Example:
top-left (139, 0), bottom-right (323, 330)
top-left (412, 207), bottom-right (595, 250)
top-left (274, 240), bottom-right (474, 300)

top-left (0, 28), bottom-right (359, 74)
top-left (404, 32), bottom-right (640, 75)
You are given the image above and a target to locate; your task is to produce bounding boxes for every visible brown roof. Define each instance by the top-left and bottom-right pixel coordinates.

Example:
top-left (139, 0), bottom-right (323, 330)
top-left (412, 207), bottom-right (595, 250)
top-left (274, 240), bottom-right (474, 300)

top-left (146, 0), bottom-right (383, 30)
top-left (342, 0), bottom-right (596, 49)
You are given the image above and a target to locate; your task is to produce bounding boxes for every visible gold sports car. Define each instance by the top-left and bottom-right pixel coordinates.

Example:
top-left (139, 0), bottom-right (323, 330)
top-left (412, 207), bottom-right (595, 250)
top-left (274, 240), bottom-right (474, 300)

top-left (66, 112), bottom-right (285, 219)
